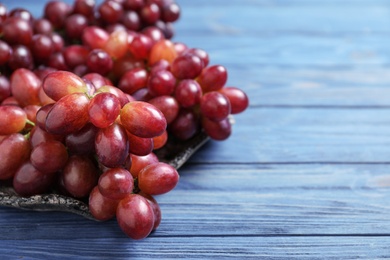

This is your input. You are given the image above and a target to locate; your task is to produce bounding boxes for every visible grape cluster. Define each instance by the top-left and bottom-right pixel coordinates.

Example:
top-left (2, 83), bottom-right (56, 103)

top-left (0, 0), bottom-right (249, 239)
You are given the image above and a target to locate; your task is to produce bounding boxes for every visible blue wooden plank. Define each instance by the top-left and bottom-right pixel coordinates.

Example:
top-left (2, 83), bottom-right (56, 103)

top-left (0, 236), bottom-right (390, 259)
top-left (189, 107), bottom-right (390, 163)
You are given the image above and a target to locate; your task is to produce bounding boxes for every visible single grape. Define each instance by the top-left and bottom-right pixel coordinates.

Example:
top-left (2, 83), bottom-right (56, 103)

top-left (33, 18), bottom-right (53, 35)
top-left (30, 140), bottom-right (68, 174)
top-left (89, 186), bottom-right (120, 221)
top-left (219, 87), bottom-right (249, 114)
top-left (98, 168), bottom-right (134, 200)
top-left (86, 49), bottom-right (114, 76)
top-left (174, 79), bottom-right (202, 108)
top-left (202, 116), bottom-right (232, 141)
top-left (142, 26), bottom-right (165, 43)
top-left (82, 26), bottom-right (110, 50)
top-left (65, 122), bottom-right (98, 155)
top-left (31, 34), bottom-right (55, 62)
top-left (148, 39), bottom-right (177, 65)
top-left (95, 123), bottom-right (129, 168)
top-left (140, 3), bottom-right (160, 25)
top-left (197, 65), bottom-right (228, 92)
top-left (161, 2), bottom-right (180, 22)
top-left (147, 70), bottom-right (176, 96)
top-left (61, 155), bottom-right (99, 198)
top-left (128, 33), bottom-right (153, 60)
top-left (1, 17), bottom-right (33, 46)
top-left (8, 45), bottom-right (34, 71)
top-left (169, 108), bottom-right (199, 140)
top-left (98, 0), bottom-right (124, 24)
top-left (47, 52), bottom-right (69, 71)
top-left (200, 91), bottom-right (231, 122)
top-left (118, 68), bottom-right (148, 95)
top-left (44, 1), bottom-right (72, 29)
top-left (65, 14), bottom-right (89, 40)
top-left (13, 161), bottom-right (57, 197)
top-left (170, 53), bottom-right (203, 79)
top-left (10, 68), bottom-right (41, 107)
top-left (147, 95), bottom-right (179, 124)
top-left (0, 105), bottom-right (27, 135)
top-left (62, 45), bottom-right (89, 69)
top-left (0, 133), bottom-right (31, 180)
top-left (121, 10), bottom-right (141, 31)
top-left (42, 70), bottom-right (88, 101)
top-left (183, 48), bottom-right (209, 67)
top-left (88, 92), bottom-right (121, 128)
top-left (45, 93), bottom-right (90, 135)
top-left (120, 101), bottom-right (167, 138)
top-left (116, 194), bottom-right (155, 240)
top-left (104, 30), bottom-right (129, 59)
top-left (138, 162), bottom-right (179, 195)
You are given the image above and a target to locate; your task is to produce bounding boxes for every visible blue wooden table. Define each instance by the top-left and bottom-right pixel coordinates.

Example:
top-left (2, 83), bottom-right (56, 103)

top-left (2, 0), bottom-right (390, 258)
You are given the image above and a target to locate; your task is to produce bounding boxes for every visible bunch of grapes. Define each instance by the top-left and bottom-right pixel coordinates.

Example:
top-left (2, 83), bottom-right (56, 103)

top-left (0, 0), bottom-right (249, 239)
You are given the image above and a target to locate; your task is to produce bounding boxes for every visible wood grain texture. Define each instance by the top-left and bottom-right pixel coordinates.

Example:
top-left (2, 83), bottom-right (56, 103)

top-left (1, 0), bottom-right (390, 259)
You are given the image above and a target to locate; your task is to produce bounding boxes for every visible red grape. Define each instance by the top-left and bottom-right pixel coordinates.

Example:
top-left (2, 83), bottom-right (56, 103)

top-left (120, 101), bottom-right (167, 138)
top-left (146, 70), bottom-right (176, 96)
top-left (116, 194), bottom-right (154, 240)
top-left (170, 53), bottom-right (203, 79)
top-left (138, 162), bottom-right (179, 195)
top-left (118, 68), bottom-right (148, 94)
top-left (0, 133), bottom-right (31, 180)
top-left (197, 65), bottom-right (228, 92)
top-left (42, 70), bottom-right (88, 101)
top-left (82, 26), bottom-right (110, 50)
top-left (174, 79), bottom-right (202, 108)
top-left (65, 122), bottom-right (98, 155)
top-left (95, 123), bottom-right (129, 168)
top-left (169, 108), bottom-right (199, 140)
top-left (86, 49), bottom-right (114, 76)
top-left (45, 93), bottom-right (90, 135)
top-left (1, 17), bottom-right (33, 46)
top-left (30, 141), bottom-right (68, 174)
top-left (89, 186), bottom-right (119, 221)
top-left (219, 87), bottom-right (249, 114)
top-left (10, 68), bottom-right (41, 107)
top-left (202, 116), bottom-right (232, 141)
top-left (88, 92), bottom-right (121, 128)
top-left (13, 161), bottom-right (57, 197)
top-left (0, 105), bottom-right (27, 135)
top-left (200, 91), bottom-right (231, 122)
top-left (98, 168), bottom-right (134, 200)
top-left (147, 95), bottom-right (179, 124)
top-left (61, 155), bottom-right (99, 198)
